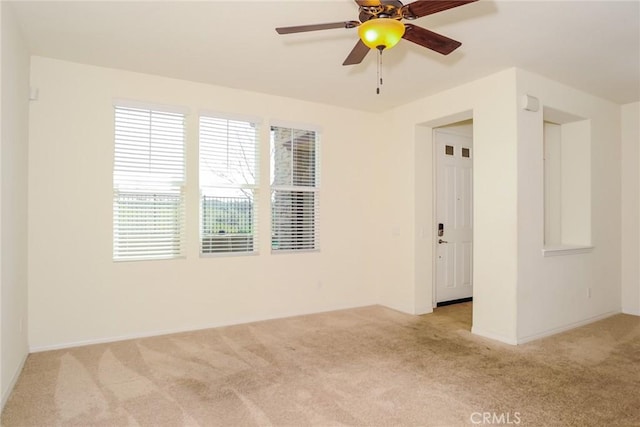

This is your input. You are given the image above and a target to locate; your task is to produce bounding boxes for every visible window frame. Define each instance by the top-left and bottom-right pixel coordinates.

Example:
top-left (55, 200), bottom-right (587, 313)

top-left (270, 124), bottom-right (320, 253)
top-left (198, 113), bottom-right (261, 256)
top-left (112, 102), bottom-right (187, 262)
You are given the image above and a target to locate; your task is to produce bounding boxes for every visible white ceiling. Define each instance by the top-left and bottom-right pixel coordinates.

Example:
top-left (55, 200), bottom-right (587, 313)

top-left (8, 0), bottom-right (640, 113)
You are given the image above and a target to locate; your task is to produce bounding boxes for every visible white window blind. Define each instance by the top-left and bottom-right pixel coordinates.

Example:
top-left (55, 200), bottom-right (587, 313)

top-left (113, 106), bottom-right (186, 261)
top-left (270, 126), bottom-right (319, 251)
top-left (199, 115), bottom-right (259, 254)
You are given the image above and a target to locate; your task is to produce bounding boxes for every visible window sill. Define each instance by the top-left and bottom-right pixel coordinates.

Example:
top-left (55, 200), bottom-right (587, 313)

top-left (271, 248), bottom-right (320, 255)
top-left (542, 245), bottom-right (594, 257)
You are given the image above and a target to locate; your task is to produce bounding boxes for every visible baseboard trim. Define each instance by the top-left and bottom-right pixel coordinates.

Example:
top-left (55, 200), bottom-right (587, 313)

top-left (1, 352), bottom-right (28, 411)
top-left (516, 311), bottom-right (619, 344)
top-left (622, 307), bottom-right (640, 316)
top-left (414, 306), bottom-right (433, 316)
top-left (29, 302), bottom-right (377, 353)
top-left (471, 327), bottom-right (518, 345)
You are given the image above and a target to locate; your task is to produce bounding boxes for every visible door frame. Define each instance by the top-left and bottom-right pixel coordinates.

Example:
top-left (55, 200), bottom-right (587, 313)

top-left (412, 110), bottom-right (473, 316)
top-left (431, 121), bottom-right (474, 308)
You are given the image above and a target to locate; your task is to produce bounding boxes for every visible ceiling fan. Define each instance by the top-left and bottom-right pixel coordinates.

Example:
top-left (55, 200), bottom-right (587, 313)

top-left (275, 0), bottom-right (478, 66)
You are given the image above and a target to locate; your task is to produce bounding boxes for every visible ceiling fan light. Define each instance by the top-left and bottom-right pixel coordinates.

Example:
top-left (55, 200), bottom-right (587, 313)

top-left (358, 18), bottom-right (406, 50)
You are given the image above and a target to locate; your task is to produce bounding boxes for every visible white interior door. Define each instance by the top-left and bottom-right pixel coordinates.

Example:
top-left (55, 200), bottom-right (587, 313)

top-left (435, 129), bottom-right (473, 304)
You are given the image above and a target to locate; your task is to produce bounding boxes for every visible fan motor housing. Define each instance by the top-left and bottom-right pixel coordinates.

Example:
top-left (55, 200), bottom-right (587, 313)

top-left (359, 1), bottom-right (404, 22)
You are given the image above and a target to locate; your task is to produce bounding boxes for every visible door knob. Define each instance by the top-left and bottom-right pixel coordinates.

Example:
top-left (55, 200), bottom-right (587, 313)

top-left (438, 239), bottom-right (448, 244)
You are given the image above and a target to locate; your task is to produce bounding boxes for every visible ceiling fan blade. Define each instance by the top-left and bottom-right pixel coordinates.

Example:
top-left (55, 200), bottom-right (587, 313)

top-left (402, 0), bottom-right (478, 19)
top-left (402, 24), bottom-right (462, 55)
top-left (276, 21), bottom-right (359, 34)
top-left (343, 39), bottom-right (371, 65)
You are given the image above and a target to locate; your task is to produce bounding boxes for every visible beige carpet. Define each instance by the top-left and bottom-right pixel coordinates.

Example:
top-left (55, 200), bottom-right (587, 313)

top-left (2, 303), bottom-right (639, 426)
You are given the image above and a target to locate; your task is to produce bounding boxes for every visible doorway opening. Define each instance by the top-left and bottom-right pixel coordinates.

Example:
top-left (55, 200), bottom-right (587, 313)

top-left (434, 120), bottom-right (474, 310)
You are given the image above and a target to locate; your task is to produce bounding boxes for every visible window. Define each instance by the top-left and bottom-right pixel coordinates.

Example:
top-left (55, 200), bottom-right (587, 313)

top-left (113, 105), bottom-right (186, 261)
top-left (270, 125), bottom-right (319, 251)
top-left (199, 115), bottom-right (259, 254)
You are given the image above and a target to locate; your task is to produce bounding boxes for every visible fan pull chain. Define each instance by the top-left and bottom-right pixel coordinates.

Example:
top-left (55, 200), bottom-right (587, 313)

top-left (376, 47), bottom-right (384, 95)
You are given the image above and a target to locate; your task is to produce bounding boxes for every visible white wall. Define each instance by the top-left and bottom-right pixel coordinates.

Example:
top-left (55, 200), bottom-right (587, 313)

top-left (516, 69), bottom-right (622, 342)
top-left (28, 57), bottom-right (380, 350)
top-left (23, 56), bottom-right (638, 353)
top-left (377, 69), bottom-right (520, 344)
top-left (376, 68), bottom-right (626, 345)
top-left (543, 122), bottom-right (562, 245)
top-left (1, 1), bottom-right (30, 409)
top-left (621, 102), bottom-right (640, 315)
